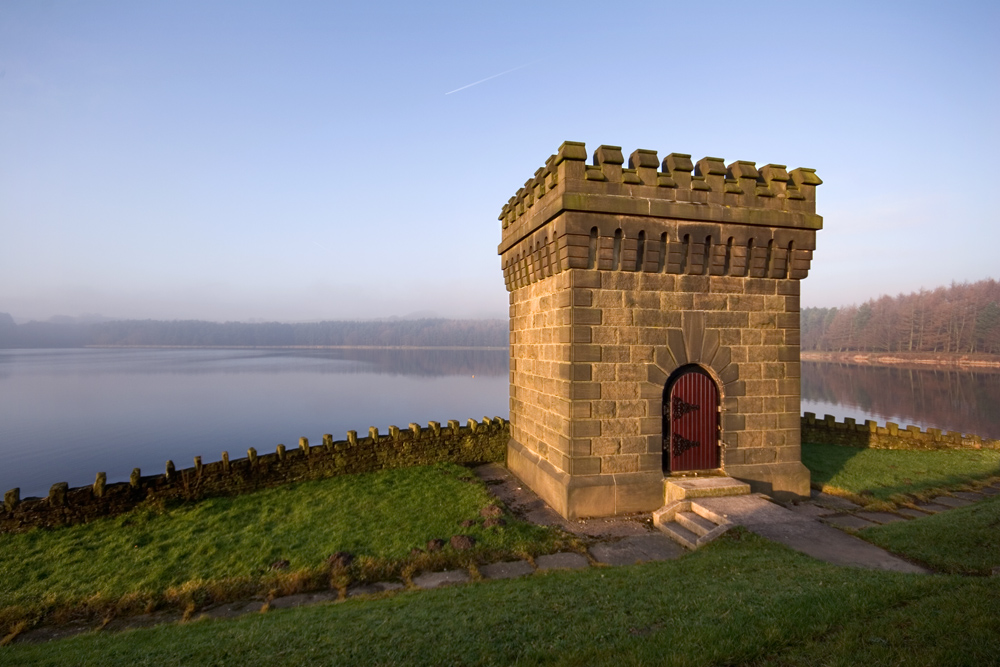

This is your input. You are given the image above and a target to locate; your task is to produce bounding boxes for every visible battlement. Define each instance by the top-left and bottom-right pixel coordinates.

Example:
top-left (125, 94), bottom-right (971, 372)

top-left (497, 142), bottom-right (823, 292)
top-left (500, 141), bottom-right (821, 252)
top-left (801, 412), bottom-right (1000, 451)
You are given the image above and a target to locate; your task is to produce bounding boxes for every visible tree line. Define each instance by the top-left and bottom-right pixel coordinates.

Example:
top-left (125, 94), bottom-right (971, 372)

top-left (6, 277), bottom-right (998, 353)
top-left (0, 316), bottom-right (509, 349)
top-left (802, 279), bottom-right (1000, 354)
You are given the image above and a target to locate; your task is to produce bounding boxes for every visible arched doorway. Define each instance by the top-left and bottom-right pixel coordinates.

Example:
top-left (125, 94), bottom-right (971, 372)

top-left (663, 365), bottom-right (720, 473)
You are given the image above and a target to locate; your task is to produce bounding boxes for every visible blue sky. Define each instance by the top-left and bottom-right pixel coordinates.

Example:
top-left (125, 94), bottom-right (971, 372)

top-left (1, 1), bottom-right (997, 322)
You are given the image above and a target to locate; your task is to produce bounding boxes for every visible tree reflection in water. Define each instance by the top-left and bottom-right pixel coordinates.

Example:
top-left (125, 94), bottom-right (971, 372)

top-left (801, 362), bottom-right (1000, 439)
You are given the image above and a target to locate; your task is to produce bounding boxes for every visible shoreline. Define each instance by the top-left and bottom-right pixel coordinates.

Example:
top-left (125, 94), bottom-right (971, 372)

top-left (801, 351), bottom-right (1000, 370)
top-left (70, 345), bottom-right (510, 351)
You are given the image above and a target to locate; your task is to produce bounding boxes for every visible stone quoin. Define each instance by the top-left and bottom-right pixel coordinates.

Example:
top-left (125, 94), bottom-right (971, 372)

top-left (498, 141), bottom-right (823, 519)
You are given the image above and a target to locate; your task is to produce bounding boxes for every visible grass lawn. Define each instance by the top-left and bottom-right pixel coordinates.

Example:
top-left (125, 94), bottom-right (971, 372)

top-left (2, 531), bottom-right (998, 666)
top-left (0, 463), bottom-right (572, 635)
top-left (802, 442), bottom-right (1000, 503)
top-left (859, 494), bottom-right (1000, 575)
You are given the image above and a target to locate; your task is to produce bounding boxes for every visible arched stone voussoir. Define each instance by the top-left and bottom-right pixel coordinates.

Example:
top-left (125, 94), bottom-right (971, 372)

top-left (647, 363), bottom-right (669, 388)
top-left (718, 362), bottom-right (739, 385)
top-left (681, 312), bottom-right (705, 363)
top-left (654, 347), bottom-right (679, 377)
top-left (700, 329), bottom-right (720, 367)
top-left (665, 329), bottom-right (687, 367)
top-left (709, 346), bottom-right (731, 374)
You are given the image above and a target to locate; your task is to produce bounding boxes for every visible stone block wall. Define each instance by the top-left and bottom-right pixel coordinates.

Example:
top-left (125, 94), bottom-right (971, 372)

top-left (508, 271), bottom-right (577, 475)
top-left (0, 417), bottom-right (508, 534)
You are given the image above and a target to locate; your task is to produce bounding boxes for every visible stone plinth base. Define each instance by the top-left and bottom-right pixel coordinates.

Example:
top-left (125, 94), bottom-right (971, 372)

top-left (507, 440), bottom-right (811, 518)
top-left (506, 439), bottom-right (662, 519)
top-left (726, 462), bottom-right (811, 501)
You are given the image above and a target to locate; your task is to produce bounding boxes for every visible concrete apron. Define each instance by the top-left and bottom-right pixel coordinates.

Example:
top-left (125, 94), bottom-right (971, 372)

top-left (691, 495), bottom-right (928, 574)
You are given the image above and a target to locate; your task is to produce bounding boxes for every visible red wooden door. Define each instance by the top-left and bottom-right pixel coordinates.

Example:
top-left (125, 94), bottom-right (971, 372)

top-left (665, 369), bottom-right (719, 472)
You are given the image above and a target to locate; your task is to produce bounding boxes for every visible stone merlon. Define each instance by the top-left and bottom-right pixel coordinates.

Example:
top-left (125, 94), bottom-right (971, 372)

top-left (499, 141), bottom-right (821, 257)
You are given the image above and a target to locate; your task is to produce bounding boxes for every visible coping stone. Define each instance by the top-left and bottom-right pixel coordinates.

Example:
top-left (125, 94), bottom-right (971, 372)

top-left (377, 581), bottom-right (405, 592)
top-left (785, 502), bottom-right (838, 518)
top-left (346, 581), bottom-right (404, 598)
top-left (912, 502), bottom-right (953, 513)
top-left (930, 496), bottom-right (974, 508)
top-left (821, 514), bottom-right (878, 530)
top-left (951, 491), bottom-right (985, 501)
top-left (269, 591), bottom-right (339, 610)
top-left (201, 601), bottom-right (264, 619)
top-left (412, 570), bottom-right (471, 589)
top-left (106, 610), bottom-right (183, 632)
top-left (17, 621), bottom-right (105, 645)
top-left (810, 491), bottom-right (862, 510)
top-left (588, 533), bottom-right (686, 566)
top-left (480, 560), bottom-right (535, 580)
top-left (855, 511), bottom-right (908, 525)
top-left (535, 552), bottom-right (590, 571)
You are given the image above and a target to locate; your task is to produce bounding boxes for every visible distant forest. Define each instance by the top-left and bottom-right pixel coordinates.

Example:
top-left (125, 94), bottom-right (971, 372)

top-left (5, 278), bottom-right (999, 354)
top-left (802, 279), bottom-right (1000, 355)
top-left (0, 316), bottom-right (509, 349)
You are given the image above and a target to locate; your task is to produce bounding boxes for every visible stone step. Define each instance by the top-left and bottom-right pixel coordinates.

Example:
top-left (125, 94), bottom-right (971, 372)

top-left (653, 499), bottom-right (734, 550)
top-left (689, 501), bottom-right (730, 526)
top-left (658, 521), bottom-right (700, 550)
top-left (664, 477), bottom-right (751, 503)
top-left (675, 511), bottom-right (716, 537)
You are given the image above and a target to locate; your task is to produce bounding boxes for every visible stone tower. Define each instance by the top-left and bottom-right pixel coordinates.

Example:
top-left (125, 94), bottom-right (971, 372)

top-left (498, 141), bottom-right (822, 519)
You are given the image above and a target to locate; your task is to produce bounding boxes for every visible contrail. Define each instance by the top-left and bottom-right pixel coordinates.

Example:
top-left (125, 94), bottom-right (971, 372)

top-left (445, 62), bottom-right (532, 95)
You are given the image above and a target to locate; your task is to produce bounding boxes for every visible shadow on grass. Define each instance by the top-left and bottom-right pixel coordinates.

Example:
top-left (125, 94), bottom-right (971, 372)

top-left (4, 531), bottom-right (1000, 667)
top-left (802, 442), bottom-right (1000, 502)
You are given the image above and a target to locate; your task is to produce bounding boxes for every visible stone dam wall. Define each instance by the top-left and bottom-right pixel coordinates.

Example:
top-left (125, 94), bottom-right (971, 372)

top-left (802, 412), bottom-right (1000, 451)
top-left (0, 417), bottom-right (509, 534)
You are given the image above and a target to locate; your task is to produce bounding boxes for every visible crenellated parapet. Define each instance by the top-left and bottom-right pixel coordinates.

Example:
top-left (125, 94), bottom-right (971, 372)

top-left (498, 141), bottom-right (822, 292)
top-left (802, 413), bottom-right (1000, 451)
top-left (0, 417), bottom-right (509, 533)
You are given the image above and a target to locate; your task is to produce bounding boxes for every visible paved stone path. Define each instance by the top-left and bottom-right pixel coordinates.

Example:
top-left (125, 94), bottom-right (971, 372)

top-left (12, 466), bottom-right (998, 645)
top-left (695, 495), bottom-right (926, 573)
top-left (786, 481), bottom-right (1000, 531)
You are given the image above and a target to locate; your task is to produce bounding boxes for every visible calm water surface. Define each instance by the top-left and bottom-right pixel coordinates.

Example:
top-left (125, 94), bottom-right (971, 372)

top-left (2, 349), bottom-right (998, 497)
top-left (801, 361), bottom-right (1000, 440)
top-left (0, 348), bottom-right (508, 497)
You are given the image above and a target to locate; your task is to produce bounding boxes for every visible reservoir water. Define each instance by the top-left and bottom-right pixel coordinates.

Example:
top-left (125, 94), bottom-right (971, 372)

top-left (0, 348), bottom-right (508, 497)
top-left (800, 361), bottom-right (1000, 440)
top-left (1, 348), bottom-right (998, 497)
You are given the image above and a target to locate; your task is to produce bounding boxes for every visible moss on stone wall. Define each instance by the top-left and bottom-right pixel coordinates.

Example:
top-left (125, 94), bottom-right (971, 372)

top-left (0, 417), bottom-right (509, 534)
top-left (801, 412), bottom-right (999, 451)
